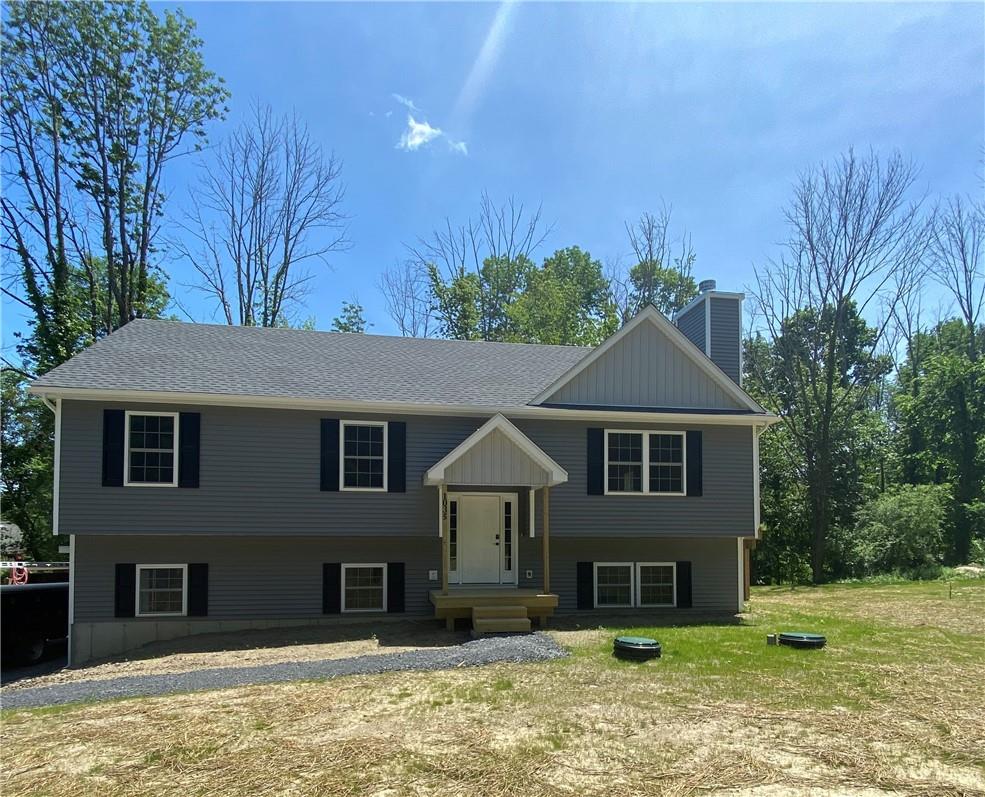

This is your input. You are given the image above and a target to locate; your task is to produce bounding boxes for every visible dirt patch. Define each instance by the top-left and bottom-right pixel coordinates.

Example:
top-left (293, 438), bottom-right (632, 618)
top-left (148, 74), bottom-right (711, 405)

top-left (4, 620), bottom-right (467, 691)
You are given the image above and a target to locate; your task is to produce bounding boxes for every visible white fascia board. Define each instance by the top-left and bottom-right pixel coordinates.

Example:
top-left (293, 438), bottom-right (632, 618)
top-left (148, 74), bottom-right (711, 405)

top-left (529, 305), bottom-right (766, 413)
top-left (30, 386), bottom-right (779, 427)
top-left (424, 413), bottom-right (568, 486)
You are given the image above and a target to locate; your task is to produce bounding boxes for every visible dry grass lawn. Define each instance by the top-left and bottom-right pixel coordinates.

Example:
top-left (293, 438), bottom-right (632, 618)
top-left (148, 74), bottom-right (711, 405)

top-left (2, 579), bottom-right (983, 796)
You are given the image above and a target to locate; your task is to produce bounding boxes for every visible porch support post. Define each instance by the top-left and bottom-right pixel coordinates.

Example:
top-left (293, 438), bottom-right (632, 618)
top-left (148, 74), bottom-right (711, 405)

top-left (541, 486), bottom-right (551, 595)
top-left (441, 485), bottom-right (450, 595)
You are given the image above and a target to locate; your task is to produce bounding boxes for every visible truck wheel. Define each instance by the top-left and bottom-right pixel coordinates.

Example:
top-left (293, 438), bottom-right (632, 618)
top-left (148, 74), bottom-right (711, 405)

top-left (14, 635), bottom-right (46, 666)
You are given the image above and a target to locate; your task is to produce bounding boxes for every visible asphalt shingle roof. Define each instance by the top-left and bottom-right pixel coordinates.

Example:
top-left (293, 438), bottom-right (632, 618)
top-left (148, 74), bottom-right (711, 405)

top-left (31, 319), bottom-right (592, 407)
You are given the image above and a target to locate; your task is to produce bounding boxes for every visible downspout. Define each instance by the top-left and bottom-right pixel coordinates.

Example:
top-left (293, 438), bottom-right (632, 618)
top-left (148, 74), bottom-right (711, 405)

top-left (39, 394), bottom-right (73, 665)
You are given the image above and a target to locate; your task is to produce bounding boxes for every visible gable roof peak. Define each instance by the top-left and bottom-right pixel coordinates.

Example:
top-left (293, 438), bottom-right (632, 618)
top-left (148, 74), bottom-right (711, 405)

top-left (530, 302), bottom-right (765, 412)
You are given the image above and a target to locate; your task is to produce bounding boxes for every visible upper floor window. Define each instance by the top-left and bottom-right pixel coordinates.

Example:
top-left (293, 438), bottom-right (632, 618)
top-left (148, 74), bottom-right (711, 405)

top-left (341, 421), bottom-right (387, 491)
top-left (605, 430), bottom-right (685, 496)
top-left (126, 412), bottom-right (178, 486)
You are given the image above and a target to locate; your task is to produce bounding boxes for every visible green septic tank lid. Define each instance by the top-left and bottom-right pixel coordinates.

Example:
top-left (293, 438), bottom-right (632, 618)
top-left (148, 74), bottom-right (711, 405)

top-left (615, 636), bottom-right (659, 646)
top-left (781, 632), bottom-right (825, 640)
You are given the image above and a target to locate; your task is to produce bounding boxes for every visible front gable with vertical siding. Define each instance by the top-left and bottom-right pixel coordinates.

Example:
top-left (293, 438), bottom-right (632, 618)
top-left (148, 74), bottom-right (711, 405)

top-left (533, 306), bottom-right (761, 412)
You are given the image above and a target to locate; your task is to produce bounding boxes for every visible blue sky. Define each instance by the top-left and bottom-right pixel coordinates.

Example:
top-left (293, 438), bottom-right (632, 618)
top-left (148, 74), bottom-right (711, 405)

top-left (3, 1), bottom-right (983, 343)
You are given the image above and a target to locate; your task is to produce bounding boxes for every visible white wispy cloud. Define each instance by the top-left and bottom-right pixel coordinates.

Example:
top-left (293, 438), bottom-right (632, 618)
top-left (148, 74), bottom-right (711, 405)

top-left (392, 96), bottom-right (468, 156)
top-left (392, 93), bottom-right (422, 114)
top-left (397, 114), bottom-right (443, 151)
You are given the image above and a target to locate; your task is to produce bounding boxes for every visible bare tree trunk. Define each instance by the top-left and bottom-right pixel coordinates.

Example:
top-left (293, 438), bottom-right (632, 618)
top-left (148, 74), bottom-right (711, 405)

top-left (178, 103), bottom-right (348, 327)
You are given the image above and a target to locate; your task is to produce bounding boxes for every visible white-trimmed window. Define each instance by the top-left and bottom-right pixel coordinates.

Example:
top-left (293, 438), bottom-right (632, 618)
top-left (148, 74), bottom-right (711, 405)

top-left (135, 564), bottom-right (187, 616)
top-left (605, 430), bottom-right (685, 496)
top-left (341, 563), bottom-right (387, 612)
top-left (125, 411), bottom-right (179, 486)
top-left (636, 562), bottom-right (677, 607)
top-left (341, 421), bottom-right (387, 491)
top-left (594, 562), bottom-right (634, 608)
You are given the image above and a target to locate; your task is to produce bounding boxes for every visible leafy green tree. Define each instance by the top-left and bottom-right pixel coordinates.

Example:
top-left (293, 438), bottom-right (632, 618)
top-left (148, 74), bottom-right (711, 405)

top-left (745, 304), bottom-right (892, 582)
top-left (2, 0), bottom-right (227, 372)
top-left (427, 264), bottom-right (484, 340)
top-left (331, 301), bottom-right (370, 333)
top-left (850, 485), bottom-right (948, 577)
top-left (750, 150), bottom-right (926, 583)
top-left (619, 208), bottom-right (698, 319)
top-left (895, 320), bottom-right (985, 562)
top-left (0, 373), bottom-right (59, 561)
top-left (508, 247), bottom-right (617, 346)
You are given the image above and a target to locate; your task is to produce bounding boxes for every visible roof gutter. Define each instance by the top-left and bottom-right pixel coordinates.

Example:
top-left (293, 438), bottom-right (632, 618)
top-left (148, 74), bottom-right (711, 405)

top-left (29, 385), bottom-right (780, 427)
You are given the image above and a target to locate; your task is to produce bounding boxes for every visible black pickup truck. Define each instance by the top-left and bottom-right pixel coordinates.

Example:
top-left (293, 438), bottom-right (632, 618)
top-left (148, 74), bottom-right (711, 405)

top-left (1, 581), bottom-right (69, 665)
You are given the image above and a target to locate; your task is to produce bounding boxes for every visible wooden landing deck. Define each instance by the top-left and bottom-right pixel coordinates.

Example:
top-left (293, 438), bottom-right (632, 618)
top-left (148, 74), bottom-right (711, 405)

top-left (429, 588), bottom-right (559, 628)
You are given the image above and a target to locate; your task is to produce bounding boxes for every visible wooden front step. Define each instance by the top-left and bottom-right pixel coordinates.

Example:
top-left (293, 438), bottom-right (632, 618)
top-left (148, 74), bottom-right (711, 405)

top-left (472, 617), bottom-right (531, 634)
top-left (473, 605), bottom-right (528, 620)
top-left (471, 604), bottom-right (531, 635)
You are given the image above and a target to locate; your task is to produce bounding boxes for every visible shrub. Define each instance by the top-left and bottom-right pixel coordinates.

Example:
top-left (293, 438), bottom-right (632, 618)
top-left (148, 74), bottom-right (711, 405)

top-left (851, 485), bottom-right (948, 577)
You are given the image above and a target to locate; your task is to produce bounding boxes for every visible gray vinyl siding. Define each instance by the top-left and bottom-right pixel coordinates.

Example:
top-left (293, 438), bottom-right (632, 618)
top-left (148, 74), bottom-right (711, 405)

top-left (73, 535), bottom-right (441, 621)
top-left (545, 321), bottom-right (742, 410)
top-left (709, 297), bottom-right (741, 385)
top-left (71, 533), bottom-right (739, 623)
top-left (516, 419), bottom-right (755, 539)
top-left (676, 301), bottom-right (706, 355)
top-left (60, 402), bottom-right (756, 539)
top-left (550, 537), bottom-right (739, 611)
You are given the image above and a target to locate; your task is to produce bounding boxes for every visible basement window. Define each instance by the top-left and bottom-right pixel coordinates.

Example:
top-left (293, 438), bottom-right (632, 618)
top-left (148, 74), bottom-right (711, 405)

top-left (594, 563), bottom-right (634, 608)
top-left (135, 565), bottom-right (187, 616)
top-left (341, 564), bottom-right (387, 612)
top-left (636, 563), bottom-right (676, 607)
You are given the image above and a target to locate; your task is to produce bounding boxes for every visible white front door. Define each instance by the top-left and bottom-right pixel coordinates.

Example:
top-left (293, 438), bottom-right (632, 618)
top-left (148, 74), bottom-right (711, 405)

top-left (453, 493), bottom-right (518, 585)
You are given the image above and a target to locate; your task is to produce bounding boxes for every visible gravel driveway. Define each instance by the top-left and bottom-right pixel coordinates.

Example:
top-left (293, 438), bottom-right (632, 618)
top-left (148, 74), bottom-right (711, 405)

top-left (0, 632), bottom-right (567, 710)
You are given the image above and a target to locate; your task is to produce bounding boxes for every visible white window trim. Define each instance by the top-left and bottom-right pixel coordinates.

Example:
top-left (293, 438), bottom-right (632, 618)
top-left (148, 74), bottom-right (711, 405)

top-left (593, 562), bottom-right (635, 609)
top-left (135, 563), bottom-right (188, 617)
top-left (603, 429), bottom-right (687, 496)
top-left (339, 420), bottom-right (388, 492)
top-left (635, 562), bottom-right (677, 608)
top-left (124, 410), bottom-right (180, 487)
top-left (341, 563), bottom-right (388, 613)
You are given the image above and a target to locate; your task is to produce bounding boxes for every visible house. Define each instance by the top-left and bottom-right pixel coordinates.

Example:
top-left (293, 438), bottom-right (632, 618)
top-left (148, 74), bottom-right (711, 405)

top-left (29, 280), bottom-right (776, 665)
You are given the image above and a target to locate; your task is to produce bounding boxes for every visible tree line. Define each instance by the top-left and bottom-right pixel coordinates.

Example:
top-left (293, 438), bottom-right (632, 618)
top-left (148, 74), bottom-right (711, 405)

top-left (2, 2), bottom-right (982, 580)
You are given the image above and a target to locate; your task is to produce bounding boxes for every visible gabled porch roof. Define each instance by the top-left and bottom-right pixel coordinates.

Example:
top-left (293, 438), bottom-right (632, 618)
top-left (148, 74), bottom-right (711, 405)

top-left (424, 414), bottom-right (568, 488)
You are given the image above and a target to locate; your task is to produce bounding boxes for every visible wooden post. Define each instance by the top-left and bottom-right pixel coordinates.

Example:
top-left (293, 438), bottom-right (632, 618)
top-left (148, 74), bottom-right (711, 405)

top-left (441, 485), bottom-right (450, 595)
top-left (541, 486), bottom-right (550, 595)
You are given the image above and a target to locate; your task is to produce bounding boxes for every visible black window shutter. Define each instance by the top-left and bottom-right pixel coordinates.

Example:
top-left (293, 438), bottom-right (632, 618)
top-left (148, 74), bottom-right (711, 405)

top-left (587, 428), bottom-right (604, 495)
top-left (387, 562), bottom-right (405, 612)
top-left (576, 562), bottom-right (594, 609)
top-left (321, 419), bottom-right (340, 491)
top-left (676, 561), bottom-right (693, 608)
top-left (387, 422), bottom-right (406, 493)
top-left (178, 413), bottom-right (201, 488)
top-left (322, 562), bottom-right (341, 613)
top-left (187, 563), bottom-right (209, 616)
top-left (103, 409), bottom-right (125, 487)
top-left (115, 563), bottom-right (136, 617)
top-left (686, 431), bottom-right (703, 497)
